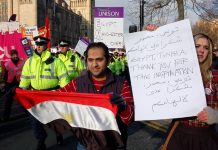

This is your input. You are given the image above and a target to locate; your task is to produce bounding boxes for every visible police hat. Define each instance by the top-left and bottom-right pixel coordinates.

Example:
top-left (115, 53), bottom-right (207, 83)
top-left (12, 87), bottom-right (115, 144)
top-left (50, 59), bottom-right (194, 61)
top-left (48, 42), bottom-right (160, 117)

top-left (59, 40), bottom-right (71, 47)
top-left (33, 36), bottom-right (50, 45)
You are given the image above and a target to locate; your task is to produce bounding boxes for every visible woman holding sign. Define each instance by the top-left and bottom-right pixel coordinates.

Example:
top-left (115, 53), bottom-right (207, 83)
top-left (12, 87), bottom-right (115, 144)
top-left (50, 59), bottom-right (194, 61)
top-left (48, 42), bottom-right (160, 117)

top-left (163, 33), bottom-right (218, 150)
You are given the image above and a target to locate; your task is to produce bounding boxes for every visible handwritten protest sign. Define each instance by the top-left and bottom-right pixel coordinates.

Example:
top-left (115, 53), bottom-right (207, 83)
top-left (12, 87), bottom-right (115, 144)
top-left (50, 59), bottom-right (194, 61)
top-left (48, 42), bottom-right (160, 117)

top-left (22, 26), bottom-right (38, 37)
top-left (124, 19), bottom-right (206, 120)
top-left (20, 26), bottom-right (38, 46)
top-left (94, 7), bottom-right (124, 48)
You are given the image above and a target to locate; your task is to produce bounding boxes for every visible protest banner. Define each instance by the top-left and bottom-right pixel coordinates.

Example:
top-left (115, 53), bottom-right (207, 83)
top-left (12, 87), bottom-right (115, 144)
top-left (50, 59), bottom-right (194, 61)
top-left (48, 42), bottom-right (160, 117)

top-left (38, 26), bottom-right (46, 36)
top-left (0, 32), bottom-right (27, 62)
top-left (124, 19), bottom-right (206, 120)
top-left (94, 7), bottom-right (124, 48)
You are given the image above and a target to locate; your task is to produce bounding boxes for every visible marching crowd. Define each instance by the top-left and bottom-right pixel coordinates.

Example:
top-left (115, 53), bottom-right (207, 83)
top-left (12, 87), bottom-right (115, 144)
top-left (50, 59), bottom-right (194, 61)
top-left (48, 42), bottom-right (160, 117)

top-left (0, 24), bottom-right (217, 150)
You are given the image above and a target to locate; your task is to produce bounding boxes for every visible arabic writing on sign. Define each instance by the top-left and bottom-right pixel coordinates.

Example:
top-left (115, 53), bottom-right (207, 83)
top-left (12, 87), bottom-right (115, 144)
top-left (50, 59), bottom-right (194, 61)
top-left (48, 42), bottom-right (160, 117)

top-left (124, 19), bottom-right (206, 120)
top-left (127, 27), bottom-right (193, 111)
top-left (152, 94), bottom-right (189, 112)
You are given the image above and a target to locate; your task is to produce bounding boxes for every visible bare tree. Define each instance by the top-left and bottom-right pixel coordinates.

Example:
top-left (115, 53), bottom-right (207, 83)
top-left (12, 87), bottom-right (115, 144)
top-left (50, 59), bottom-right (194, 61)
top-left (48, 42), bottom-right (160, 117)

top-left (191, 0), bottom-right (218, 21)
top-left (126, 0), bottom-right (218, 26)
top-left (176, 0), bottom-right (185, 20)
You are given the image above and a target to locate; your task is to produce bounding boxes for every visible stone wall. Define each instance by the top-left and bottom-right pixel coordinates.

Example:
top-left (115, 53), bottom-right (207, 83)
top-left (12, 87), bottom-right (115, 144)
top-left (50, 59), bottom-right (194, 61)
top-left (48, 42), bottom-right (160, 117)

top-left (37, 0), bottom-right (81, 47)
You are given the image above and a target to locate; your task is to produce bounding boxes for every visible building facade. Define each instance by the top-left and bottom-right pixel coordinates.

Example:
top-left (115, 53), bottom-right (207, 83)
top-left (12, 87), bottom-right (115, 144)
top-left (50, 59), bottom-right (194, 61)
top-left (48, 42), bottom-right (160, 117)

top-left (42, 0), bottom-right (82, 47)
top-left (0, 0), bottom-right (81, 47)
top-left (69, 0), bottom-right (94, 40)
top-left (0, 0), bottom-right (8, 21)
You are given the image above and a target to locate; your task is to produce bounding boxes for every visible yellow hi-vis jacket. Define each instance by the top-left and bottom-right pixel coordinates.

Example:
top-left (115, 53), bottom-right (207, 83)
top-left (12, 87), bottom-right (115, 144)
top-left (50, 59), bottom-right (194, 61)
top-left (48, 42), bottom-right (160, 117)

top-left (58, 50), bottom-right (85, 80)
top-left (19, 49), bottom-right (69, 90)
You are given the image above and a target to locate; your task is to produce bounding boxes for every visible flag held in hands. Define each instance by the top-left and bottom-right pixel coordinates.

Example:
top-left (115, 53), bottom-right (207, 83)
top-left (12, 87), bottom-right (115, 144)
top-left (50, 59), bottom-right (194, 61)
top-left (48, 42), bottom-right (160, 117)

top-left (15, 88), bottom-right (124, 150)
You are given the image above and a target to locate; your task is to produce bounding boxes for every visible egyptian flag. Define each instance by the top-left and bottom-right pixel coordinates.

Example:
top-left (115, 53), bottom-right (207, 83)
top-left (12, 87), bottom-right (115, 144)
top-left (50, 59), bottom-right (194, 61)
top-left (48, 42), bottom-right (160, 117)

top-left (15, 88), bottom-right (124, 150)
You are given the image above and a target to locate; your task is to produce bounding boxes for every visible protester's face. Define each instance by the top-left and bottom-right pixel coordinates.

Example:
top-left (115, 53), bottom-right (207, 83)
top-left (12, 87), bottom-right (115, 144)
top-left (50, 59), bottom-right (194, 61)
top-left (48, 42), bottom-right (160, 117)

top-left (196, 37), bottom-right (209, 63)
top-left (87, 47), bottom-right (108, 80)
top-left (59, 46), bottom-right (68, 54)
top-left (36, 45), bottom-right (46, 54)
top-left (11, 54), bottom-right (18, 61)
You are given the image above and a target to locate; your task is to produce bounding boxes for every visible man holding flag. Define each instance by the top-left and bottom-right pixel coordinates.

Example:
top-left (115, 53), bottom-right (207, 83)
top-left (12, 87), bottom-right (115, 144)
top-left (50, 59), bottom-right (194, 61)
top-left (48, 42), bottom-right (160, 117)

top-left (17, 41), bottom-right (134, 150)
top-left (56, 42), bottom-right (134, 150)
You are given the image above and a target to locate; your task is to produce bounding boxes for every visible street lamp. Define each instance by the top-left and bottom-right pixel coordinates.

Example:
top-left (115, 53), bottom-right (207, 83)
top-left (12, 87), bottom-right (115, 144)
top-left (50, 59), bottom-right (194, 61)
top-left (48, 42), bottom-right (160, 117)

top-left (139, 0), bottom-right (145, 31)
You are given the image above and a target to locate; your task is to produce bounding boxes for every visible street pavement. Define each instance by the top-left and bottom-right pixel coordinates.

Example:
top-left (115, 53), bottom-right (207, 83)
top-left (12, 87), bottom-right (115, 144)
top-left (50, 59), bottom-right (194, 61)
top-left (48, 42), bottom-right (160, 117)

top-left (0, 119), bottom-right (170, 150)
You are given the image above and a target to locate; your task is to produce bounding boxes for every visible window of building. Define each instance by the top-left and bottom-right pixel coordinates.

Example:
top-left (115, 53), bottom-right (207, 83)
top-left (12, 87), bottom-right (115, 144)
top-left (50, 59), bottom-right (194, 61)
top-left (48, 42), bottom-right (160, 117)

top-left (20, 0), bottom-right (32, 4)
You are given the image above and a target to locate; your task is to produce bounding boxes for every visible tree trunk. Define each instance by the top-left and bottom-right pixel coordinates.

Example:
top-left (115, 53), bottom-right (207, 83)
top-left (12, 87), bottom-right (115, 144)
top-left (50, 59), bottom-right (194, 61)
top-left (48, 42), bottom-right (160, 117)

top-left (176, 0), bottom-right (185, 20)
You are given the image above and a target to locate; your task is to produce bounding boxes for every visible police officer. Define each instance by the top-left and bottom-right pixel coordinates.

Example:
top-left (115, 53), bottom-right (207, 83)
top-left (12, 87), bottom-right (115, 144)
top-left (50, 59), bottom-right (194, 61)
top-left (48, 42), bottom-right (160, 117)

top-left (58, 39), bottom-right (85, 80)
top-left (19, 36), bottom-right (70, 150)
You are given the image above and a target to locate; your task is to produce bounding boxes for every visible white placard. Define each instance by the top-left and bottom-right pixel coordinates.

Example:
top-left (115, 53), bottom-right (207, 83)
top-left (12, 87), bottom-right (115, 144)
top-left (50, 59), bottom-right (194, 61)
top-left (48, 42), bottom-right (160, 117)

top-left (124, 19), bottom-right (207, 121)
top-left (24, 26), bottom-right (38, 37)
top-left (75, 38), bottom-right (89, 56)
top-left (94, 18), bottom-right (124, 48)
top-left (0, 22), bottom-right (19, 33)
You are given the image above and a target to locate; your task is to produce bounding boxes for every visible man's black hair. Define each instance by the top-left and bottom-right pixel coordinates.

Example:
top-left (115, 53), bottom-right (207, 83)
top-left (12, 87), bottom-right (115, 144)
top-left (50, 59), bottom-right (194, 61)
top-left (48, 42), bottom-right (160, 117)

top-left (10, 49), bottom-right (18, 56)
top-left (84, 42), bottom-right (110, 63)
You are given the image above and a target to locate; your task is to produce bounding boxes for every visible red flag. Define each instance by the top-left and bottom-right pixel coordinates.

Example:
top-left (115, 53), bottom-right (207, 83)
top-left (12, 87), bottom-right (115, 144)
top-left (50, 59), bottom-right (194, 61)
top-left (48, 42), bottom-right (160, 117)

top-left (44, 16), bottom-right (51, 48)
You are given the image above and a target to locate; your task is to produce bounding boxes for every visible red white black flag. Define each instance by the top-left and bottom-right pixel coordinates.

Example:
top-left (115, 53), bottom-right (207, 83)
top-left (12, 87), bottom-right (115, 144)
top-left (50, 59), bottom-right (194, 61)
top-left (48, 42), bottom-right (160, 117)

top-left (15, 88), bottom-right (124, 150)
